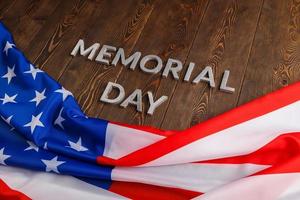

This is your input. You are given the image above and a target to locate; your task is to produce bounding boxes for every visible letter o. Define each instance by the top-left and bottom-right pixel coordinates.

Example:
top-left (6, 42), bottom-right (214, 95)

top-left (140, 55), bottom-right (163, 74)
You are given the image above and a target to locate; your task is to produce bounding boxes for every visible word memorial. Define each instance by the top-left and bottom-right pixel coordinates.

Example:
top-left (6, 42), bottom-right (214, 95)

top-left (70, 39), bottom-right (236, 115)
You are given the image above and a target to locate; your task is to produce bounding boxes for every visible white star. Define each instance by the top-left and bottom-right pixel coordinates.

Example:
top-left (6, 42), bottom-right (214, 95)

top-left (0, 93), bottom-right (17, 105)
top-left (30, 89), bottom-right (46, 106)
top-left (55, 87), bottom-right (73, 101)
top-left (3, 41), bottom-right (15, 55)
top-left (0, 148), bottom-right (10, 165)
top-left (43, 142), bottom-right (48, 150)
top-left (72, 114), bottom-right (88, 119)
top-left (67, 138), bottom-right (88, 152)
top-left (1, 115), bottom-right (14, 131)
top-left (24, 112), bottom-right (44, 134)
top-left (2, 65), bottom-right (16, 84)
top-left (24, 64), bottom-right (43, 80)
top-left (54, 108), bottom-right (65, 129)
top-left (41, 156), bottom-right (65, 173)
top-left (1, 115), bottom-right (12, 125)
top-left (24, 141), bottom-right (39, 152)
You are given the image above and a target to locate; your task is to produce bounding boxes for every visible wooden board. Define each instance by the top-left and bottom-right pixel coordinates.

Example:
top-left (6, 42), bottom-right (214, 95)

top-left (1, 0), bottom-right (300, 130)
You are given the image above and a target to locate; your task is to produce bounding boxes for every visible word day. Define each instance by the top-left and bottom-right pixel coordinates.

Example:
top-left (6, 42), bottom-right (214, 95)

top-left (100, 82), bottom-right (168, 115)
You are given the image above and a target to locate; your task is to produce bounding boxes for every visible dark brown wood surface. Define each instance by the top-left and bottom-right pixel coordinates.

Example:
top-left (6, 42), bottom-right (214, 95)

top-left (1, 0), bottom-right (300, 130)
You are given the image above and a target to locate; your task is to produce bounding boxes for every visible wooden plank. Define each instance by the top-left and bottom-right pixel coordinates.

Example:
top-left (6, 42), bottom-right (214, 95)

top-left (203, 0), bottom-right (264, 121)
top-left (0, 0), bottom-right (31, 30)
top-left (1, 0), bottom-right (100, 81)
top-left (58, 0), bottom-right (156, 117)
top-left (38, 0), bottom-right (104, 79)
top-left (1, 0), bottom-right (60, 50)
top-left (1, 0), bottom-right (83, 63)
top-left (27, 0), bottom-right (87, 65)
top-left (238, 0), bottom-right (300, 106)
top-left (159, 0), bottom-right (263, 130)
top-left (142, 0), bottom-right (209, 127)
top-left (0, 0), bottom-right (16, 20)
top-left (1, 0), bottom-right (91, 78)
top-left (96, 0), bottom-right (209, 125)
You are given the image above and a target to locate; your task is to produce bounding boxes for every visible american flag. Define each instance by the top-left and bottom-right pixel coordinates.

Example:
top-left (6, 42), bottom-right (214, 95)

top-left (1, 21), bottom-right (300, 200)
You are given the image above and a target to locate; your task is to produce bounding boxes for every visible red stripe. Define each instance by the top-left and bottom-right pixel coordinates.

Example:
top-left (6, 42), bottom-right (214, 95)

top-left (195, 132), bottom-right (300, 176)
top-left (98, 82), bottom-right (300, 166)
top-left (0, 179), bottom-right (31, 200)
top-left (255, 156), bottom-right (300, 175)
top-left (109, 181), bottom-right (201, 200)
top-left (197, 132), bottom-right (300, 166)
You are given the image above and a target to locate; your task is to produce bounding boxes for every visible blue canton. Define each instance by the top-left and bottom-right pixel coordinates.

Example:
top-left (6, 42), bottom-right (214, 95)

top-left (0, 22), bottom-right (112, 189)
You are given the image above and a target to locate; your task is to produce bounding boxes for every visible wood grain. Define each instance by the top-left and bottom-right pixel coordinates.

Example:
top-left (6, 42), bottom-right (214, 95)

top-left (160, 0), bottom-right (263, 130)
top-left (1, 0), bottom-right (300, 131)
top-left (238, 0), bottom-right (300, 105)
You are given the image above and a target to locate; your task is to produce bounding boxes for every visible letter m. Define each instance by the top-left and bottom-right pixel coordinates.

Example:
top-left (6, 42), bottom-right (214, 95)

top-left (70, 39), bottom-right (100, 60)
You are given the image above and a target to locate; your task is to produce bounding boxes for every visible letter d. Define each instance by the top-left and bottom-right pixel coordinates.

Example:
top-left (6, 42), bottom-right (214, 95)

top-left (100, 82), bottom-right (125, 104)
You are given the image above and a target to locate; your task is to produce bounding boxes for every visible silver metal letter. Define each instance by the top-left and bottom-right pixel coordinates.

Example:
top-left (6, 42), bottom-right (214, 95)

top-left (111, 48), bottom-right (141, 70)
top-left (162, 58), bottom-right (183, 80)
top-left (70, 39), bottom-right (100, 60)
top-left (120, 89), bottom-right (143, 112)
top-left (184, 62), bottom-right (195, 82)
top-left (147, 92), bottom-right (168, 115)
top-left (220, 70), bottom-right (235, 93)
top-left (192, 66), bottom-right (216, 87)
top-left (100, 82), bottom-right (125, 104)
top-left (140, 55), bottom-right (163, 74)
top-left (95, 45), bottom-right (117, 65)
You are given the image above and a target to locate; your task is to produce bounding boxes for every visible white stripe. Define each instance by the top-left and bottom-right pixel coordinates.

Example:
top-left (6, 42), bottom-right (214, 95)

top-left (0, 165), bottom-right (127, 200)
top-left (194, 173), bottom-right (300, 200)
top-left (278, 177), bottom-right (300, 200)
top-left (145, 100), bottom-right (300, 166)
top-left (104, 123), bottom-right (164, 159)
top-left (112, 163), bottom-right (269, 192)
